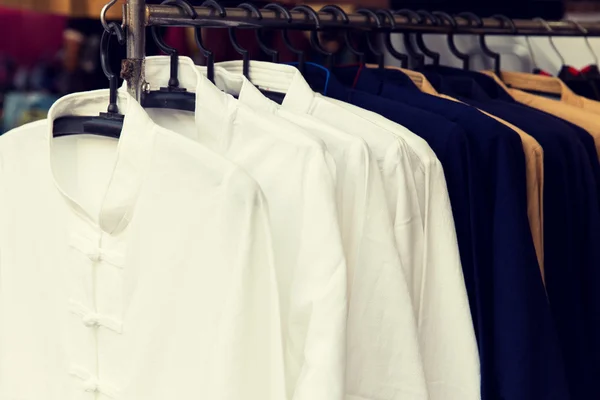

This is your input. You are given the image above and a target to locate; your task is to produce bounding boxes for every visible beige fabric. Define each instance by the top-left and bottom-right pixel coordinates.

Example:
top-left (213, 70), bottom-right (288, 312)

top-left (508, 87), bottom-right (600, 160)
top-left (365, 65), bottom-right (546, 281)
top-left (485, 70), bottom-right (600, 116)
top-left (439, 94), bottom-right (545, 281)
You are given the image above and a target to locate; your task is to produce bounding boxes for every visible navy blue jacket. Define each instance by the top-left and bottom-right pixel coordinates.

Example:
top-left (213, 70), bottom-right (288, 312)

top-left (418, 66), bottom-right (600, 400)
top-left (326, 65), bottom-right (570, 400)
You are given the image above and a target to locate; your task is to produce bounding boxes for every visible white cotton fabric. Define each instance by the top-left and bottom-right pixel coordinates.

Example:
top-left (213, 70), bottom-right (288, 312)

top-left (207, 65), bottom-right (430, 400)
top-left (216, 60), bottom-right (480, 400)
top-left (0, 90), bottom-right (287, 400)
top-left (136, 56), bottom-right (348, 400)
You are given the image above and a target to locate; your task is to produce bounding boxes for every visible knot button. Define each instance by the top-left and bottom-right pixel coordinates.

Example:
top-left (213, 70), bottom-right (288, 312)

top-left (82, 314), bottom-right (100, 328)
top-left (87, 252), bottom-right (102, 263)
top-left (83, 378), bottom-right (99, 393)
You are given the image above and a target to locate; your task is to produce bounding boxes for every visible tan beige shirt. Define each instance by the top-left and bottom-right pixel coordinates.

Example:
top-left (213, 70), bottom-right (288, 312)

top-left (365, 65), bottom-right (546, 278)
top-left (491, 70), bottom-right (600, 115)
top-left (508, 87), bottom-right (600, 160)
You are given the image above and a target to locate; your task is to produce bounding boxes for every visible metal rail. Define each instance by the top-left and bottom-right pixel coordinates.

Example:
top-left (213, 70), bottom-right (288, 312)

top-left (143, 5), bottom-right (600, 36)
top-left (119, 0), bottom-right (600, 100)
top-left (125, 0), bottom-right (147, 100)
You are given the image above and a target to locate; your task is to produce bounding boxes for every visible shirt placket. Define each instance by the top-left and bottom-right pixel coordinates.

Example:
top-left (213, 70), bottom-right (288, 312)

top-left (68, 221), bottom-right (125, 399)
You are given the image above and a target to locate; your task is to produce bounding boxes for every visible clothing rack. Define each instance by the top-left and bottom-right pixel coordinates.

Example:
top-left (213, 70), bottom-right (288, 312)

top-left (116, 0), bottom-right (600, 100)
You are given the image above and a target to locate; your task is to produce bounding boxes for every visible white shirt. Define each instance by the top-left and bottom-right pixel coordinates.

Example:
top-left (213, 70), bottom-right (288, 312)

top-left (216, 61), bottom-right (480, 400)
top-left (0, 90), bottom-right (287, 400)
top-left (209, 66), bottom-right (430, 400)
top-left (139, 56), bottom-right (348, 400)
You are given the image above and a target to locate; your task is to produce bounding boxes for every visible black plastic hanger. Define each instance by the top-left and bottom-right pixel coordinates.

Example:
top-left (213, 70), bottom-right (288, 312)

top-left (265, 3), bottom-right (305, 73)
top-left (247, 4), bottom-right (279, 63)
top-left (319, 5), bottom-right (364, 64)
top-left (195, 0), bottom-right (225, 84)
top-left (458, 12), bottom-right (501, 75)
top-left (52, 22), bottom-right (125, 139)
top-left (356, 8), bottom-right (385, 69)
top-left (433, 11), bottom-right (470, 69)
top-left (394, 9), bottom-right (425, 69)
top-left (227, 3), bottom-right (286, 103)
top-left (292, 5), bottom-right (333, 70)
top-left (228, 3), bottom-right (261, 80)
top-left (376, 9), bottom-right (409, 68)
top-left (490, 14), bottom-right (517, 78)
top-left (143, 0), bottom-right (197, 111)
top-left (415, 10), bottom-right (441, 66)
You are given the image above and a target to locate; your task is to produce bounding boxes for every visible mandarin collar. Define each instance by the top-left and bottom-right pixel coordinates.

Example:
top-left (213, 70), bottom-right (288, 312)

top-left (48, 90), bottom-right (156, 235)
top-left (141, 56), bottom-right (232, 148)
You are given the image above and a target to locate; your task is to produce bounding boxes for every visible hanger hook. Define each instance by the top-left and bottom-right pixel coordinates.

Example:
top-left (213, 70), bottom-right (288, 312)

top-left (101, 22), bottom-right (126, 114)
top-left (376, 9), bottom-right (408, 68)
top-left (356, 8), bottom-right (384, 68)
top-left (433, 11), bottom-right (470, 69)
top-left (320, 5), bottom-right (363, 63)
top-left (228, 2), bottom-right (261, 79)
top-left (195, 0), bottom-right (225, 84)
top-left (250, 5), bottom-right (279, 63)
top-left (531, 17), bottom-right (565, 68)
top-left (233, 3), bottom-right (279, 64)
top-left (415, 10), bottom-right (441, 65)
top-left (394, 9), bottom-right (425, 68)
top-left (292, 5), bottom-right (333, 69)
top-left (151, 0), bottom-right (197, 89)
top-left (100, 0), bottom-right (118, 32)
top-left (488, 14), bottom-right (516, 74)
top-left (458, 12), bottom-right (500, 74)
top-left (564, 19), bottom-right (599, 66)
top-left (265, 3), bottom-right (305, 72)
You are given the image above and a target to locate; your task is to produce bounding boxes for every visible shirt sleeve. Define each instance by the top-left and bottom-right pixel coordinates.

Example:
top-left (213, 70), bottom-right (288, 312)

top-left (212, 173), bottom-right (287, 400)
top-left (291, 149), bottom-right (347, 400)
top-left (345, 153), bottom-right (430, 400)
top-left (389, 130), bottom-right (480, 400)
top-left (419, 152), bottom-right (480, 400)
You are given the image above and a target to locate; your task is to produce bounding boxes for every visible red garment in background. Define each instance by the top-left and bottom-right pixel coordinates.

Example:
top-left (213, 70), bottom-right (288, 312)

top-left (0, 7), bottom-right (66, 66)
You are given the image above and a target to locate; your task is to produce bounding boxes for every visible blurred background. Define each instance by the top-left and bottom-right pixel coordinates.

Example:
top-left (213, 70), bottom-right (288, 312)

top-left (0, 0), bottom-right (597, 133)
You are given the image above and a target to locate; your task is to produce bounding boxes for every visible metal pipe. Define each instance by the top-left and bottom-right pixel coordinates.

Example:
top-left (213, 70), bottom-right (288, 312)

top-left (125, 0), bottom-right (147, 101)
top-left (145, 4), bottom-right (600, 36)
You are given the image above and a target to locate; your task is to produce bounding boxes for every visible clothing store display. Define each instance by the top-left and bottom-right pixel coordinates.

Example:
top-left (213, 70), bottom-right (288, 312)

top-left (5, 3), bottom-right (600, 400)
top-left (365, 65), bottom-right (546, 278)
top-left (215, 60), bottom-right (479, 400)
top-left (309, 63), bottom-right (556, 400)
top-left (419, 66), bottom-right (600, 400)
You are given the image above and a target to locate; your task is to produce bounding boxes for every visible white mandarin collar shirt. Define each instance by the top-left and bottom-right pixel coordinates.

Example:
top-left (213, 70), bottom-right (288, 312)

top-left (216, 60), bottom-right (480, 400)
top-left (0, 90), bottom-right (287, 400)
top-left (207, 65), bottom-right (431, 400)
top-left (139, 56), bottom-right (348, 400)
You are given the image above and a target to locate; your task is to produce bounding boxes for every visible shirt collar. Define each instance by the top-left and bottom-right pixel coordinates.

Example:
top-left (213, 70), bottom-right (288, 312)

top-left (347, 66), bottom-right (430, 99)
top-left (216, 60), bottom-right (319, 114)
top-left (494, 70), bottom-right (583, 106)
top-left (143, 56), bottom-right (232, 146)
top-left (420, 65), bottom-right (515, 102)
top-left (48, 89), bottom-right (156, 234)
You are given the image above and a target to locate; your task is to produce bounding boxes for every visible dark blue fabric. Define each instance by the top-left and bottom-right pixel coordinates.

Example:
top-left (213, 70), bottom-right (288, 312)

top-left (418, 66), bottom-right (600, 400)
top-left (329, 65), bottom-right (570, 400)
